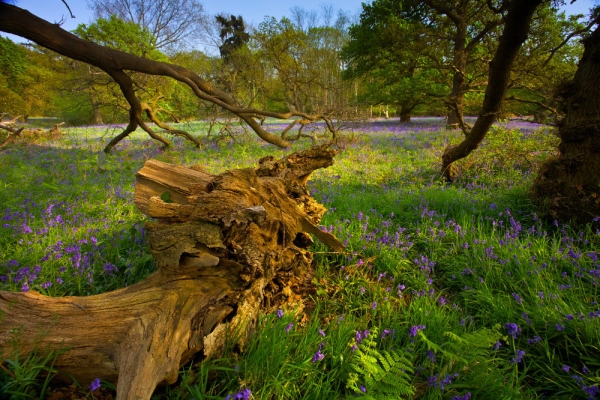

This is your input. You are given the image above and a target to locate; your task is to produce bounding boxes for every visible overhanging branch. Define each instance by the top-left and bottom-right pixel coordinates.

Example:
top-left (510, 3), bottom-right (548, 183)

top-left (0, 3), bottom-right (338, 151)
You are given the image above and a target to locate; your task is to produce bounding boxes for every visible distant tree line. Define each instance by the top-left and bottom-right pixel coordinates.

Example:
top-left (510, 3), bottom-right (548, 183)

top-left (0, 0), bottom-right (584, 127)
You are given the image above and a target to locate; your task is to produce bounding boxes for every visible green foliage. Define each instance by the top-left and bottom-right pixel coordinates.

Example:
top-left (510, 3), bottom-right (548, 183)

top-left (419, 327), bottom-right (502, 367)
top-left (0, 36), bottom-right (28, 85)
top-left (215, 15), bottom-right (251, 63)
top-left (73, 15), bottom-right (167, 62)
top-left (341, 0), bottom-right (448, 117)
top-left (0, 327), bottom-right (65, 400)
top-left (346, 328), bottom-right (415, 399)
top-left (0, 37), bottom-right (58, 118)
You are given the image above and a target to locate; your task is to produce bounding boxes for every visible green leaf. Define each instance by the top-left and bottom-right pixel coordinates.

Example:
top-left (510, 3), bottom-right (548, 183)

top-left (160, 191), bottom-right (173, 203)
top-left (41, 182), bottom-right (59, 191)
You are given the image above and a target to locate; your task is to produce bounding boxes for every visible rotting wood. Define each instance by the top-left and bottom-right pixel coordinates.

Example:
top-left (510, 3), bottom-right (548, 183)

top-left (0, 144), bottom-right (343, 400)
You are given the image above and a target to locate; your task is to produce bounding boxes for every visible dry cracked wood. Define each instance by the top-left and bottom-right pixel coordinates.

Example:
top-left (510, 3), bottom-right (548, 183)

top-left (0, 144), bottom-right (343, 400)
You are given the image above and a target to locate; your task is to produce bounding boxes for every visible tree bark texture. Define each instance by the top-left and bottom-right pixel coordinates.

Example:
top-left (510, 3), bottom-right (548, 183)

top-left (531, 24), bottom-right (600, 225)
top-left (440, 0), bottom-right (544, 181)
top-left (0, 4), bottom-right (338, 152)
top-left (0, 145), bottom-right (343, 400)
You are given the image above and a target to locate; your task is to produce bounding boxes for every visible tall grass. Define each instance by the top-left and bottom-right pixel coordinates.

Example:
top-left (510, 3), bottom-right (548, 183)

top-left (1, 118), bottom-right (598, 399)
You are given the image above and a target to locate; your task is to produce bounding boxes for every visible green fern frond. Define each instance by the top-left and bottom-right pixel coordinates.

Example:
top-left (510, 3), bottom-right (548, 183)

top-left (346, 328), bottom-right (415, 399)
top-left (421, 325), bottom-right (502, 367)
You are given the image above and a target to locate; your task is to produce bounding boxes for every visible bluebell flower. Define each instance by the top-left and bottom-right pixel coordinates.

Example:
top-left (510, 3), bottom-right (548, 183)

top-left (311, 350), bottom-right (324, 363)
top-left (90, 378), bottom-right (101, 391)
top-left (409, 325), bottom-right (425, 337)
top-left (511, 349), bottom-right (525, 364)
top-left (505, 322), bottom-right (520, 339)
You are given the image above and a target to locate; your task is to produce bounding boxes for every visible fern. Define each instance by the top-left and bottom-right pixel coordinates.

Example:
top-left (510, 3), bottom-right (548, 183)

top-left (418, 325), bottom-right (502, 368)
top-left (346, 328), bottom-right (415, 399)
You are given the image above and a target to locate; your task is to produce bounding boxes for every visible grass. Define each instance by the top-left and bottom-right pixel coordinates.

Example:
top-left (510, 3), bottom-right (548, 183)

top-left (0, 117), bottom-right (599, 399)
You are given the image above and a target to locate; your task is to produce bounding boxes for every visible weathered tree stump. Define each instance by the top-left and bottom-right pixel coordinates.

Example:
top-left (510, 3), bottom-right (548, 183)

top-left (0, 145), bottom-right (343, 400)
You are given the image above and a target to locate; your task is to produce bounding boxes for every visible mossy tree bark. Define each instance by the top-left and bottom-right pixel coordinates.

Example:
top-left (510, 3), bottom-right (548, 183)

top-left (531, 22), bottom-right (600, 224)
top-left (0, 145), bottom-right (343, 400)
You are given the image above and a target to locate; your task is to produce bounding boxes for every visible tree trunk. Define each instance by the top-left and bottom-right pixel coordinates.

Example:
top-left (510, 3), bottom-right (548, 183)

top-left (440, 0), bottom-right (544, 181)
top-left (0, 145), bottom-right (343, 400)
top-left (398, 100), bottom-right (414, 123)
top-left (90, 94), bottom-right (103, 125)
top-left (530, 24), bottom-right (600, 225)
top-left (446, 19), bottom-right (467, 129)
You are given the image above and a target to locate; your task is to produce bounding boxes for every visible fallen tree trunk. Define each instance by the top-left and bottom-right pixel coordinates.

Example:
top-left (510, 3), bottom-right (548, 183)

top-left (0, 145), bottom-right (343, 400)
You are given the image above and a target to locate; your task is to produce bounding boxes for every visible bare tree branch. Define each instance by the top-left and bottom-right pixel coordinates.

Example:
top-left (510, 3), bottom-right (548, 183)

top-left (505, 95), bottom-right (559, 119)
top-left (60, 0), bottom-right (75, 18)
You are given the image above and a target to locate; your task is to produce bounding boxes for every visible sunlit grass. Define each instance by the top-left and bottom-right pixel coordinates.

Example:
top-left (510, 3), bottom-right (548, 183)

top-left (1, 119), bottom-right (598, 399)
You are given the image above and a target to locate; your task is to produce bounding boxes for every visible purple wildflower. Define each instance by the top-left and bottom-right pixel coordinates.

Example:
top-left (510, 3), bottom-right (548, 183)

top-left (438, 296), bottom-right (446, 306)
top-left (563, 365), bottom-right (570, 373)
top-left (493, 341), bottom-right (502, 350)
top-left (527, 336), bottom-right (542, 345)
top-left (409, 325), bottom-right (425, 337)
top-left (427, 374), bottom-right (438, 387)
top-left (371, 302), bottom-right (377, 310)
top-left (90, 378), bottom-right (101, 391)
top-left (360, 385), bottom-right (366, 393)
top-left (512, 293), bottom-right (523, 305)
top-left (225, 387), bottom-right (251, 400)
top-left (285, 323), bottom-right (294, 333)
top-left (505, 322), bottom-right (520, 339)
top-left (311, 350), bottom-right (325, 363)
top-left (381, 329), bottom-right (395, 339)
top-left (318, 329), bottom-right (326, 337)
top-left (556, 323), bottom-right (565, 331)
top-left (450, 393), bottom-right (472, 400)
top-left (439, 373), bottom-right (459, 390)
top-left (276, 309), bottom-right (284, 318)
top-left (426, 350), bottom-right (436, 363)
top-left (511, 349), bottom-right (525, 364)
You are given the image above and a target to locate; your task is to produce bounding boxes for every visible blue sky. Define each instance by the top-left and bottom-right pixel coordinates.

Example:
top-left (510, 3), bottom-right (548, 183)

top-left (3, 0), bottom-right (597, 44)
